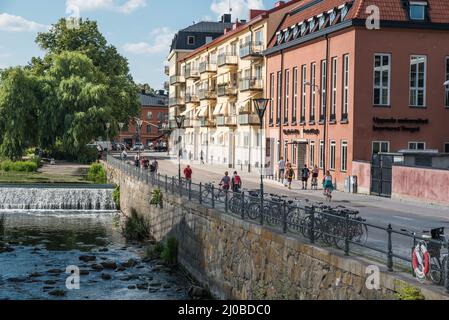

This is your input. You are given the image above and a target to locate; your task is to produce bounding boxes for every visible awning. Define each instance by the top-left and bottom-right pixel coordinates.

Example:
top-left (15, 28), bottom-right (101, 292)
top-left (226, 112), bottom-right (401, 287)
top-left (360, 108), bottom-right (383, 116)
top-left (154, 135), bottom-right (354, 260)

top-left (181, 106), bottom-right (194, 116)
top-left (196, 106), bottom-right (208, 118)
top-left (213, 103), bottom-right (223, 116)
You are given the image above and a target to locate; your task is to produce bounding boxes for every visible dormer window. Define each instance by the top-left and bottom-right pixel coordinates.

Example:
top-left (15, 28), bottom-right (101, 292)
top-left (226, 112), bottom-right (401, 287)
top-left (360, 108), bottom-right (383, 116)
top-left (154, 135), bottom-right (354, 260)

top-left (300, 22), bottom-right (307, 36)
top-left (277, 32), bottom-right (284, 45)
top-left (284, 29), bottom-right (290, 41)
top-left (292, 25), bottom-right (299, 38)
top-left (341, 5), bottom-right (349, 20)
top-left (409, 1), bottom-right (427, 21)
top-left (309, 18), bottom-right (316, 32)
top-left (329, 10), bottom-right (337, 25)
top-left (318, 14), bottom-right (326, 29)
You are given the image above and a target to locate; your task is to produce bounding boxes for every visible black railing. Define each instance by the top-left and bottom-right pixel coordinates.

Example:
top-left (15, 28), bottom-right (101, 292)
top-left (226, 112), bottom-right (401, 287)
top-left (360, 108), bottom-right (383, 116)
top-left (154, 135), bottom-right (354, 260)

top-left (107, 155), bottom-right (449, 293)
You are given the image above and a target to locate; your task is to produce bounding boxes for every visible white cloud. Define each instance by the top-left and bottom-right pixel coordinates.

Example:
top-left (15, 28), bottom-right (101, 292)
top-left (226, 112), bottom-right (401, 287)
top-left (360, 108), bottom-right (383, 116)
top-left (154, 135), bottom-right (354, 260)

top-left (0, 13), bottom-right (49, 32)
top-left (65, 0), bottom-right (146, 14)
top-left (122, 27), bottom-right (174, 54)
top-left (211, 0), bottom-right (264, 20)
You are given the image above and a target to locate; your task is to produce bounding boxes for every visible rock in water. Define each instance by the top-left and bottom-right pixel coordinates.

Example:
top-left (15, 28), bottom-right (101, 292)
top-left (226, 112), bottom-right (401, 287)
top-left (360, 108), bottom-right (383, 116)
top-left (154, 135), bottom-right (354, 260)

top-left (79, 255), bottom-right (96, 263)
top-left (101, 273), bottom-right (112, 281)
top-left (100, 261), bottom-right (117, 270)
top-left (188, 286), bottom-right (208, 299)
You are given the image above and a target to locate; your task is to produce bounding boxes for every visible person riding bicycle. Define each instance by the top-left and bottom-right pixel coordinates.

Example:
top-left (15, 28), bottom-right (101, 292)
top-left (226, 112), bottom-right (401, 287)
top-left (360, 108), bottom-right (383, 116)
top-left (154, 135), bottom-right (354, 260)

top-left (220, 171), bottom-right (231, 192)
top-left (231, 171), bottom-right (242, 193)
top-left (323, 171), bottom-right (334, 199)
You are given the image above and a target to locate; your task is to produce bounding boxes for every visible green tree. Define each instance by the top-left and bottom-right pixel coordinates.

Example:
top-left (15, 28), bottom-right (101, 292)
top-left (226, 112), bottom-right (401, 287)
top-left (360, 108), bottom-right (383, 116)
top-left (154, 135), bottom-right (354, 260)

top-left (0, 67), bottom-right (39, 159)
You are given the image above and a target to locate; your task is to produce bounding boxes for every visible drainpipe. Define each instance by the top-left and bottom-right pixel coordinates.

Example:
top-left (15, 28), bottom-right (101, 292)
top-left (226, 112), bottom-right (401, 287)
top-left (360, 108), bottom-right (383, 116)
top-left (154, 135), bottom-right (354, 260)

top-left (323, 34), bottom-right (330, 177)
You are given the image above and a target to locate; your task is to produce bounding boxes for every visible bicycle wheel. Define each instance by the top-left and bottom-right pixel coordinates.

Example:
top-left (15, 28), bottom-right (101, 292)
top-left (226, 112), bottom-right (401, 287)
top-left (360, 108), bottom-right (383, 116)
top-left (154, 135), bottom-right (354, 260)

top-left (300, 216), bottom-right (322, 241)
top-left (201, 190), bottom-right (212, 205)
top-left (228, 195), bottom-right (243, 216)
top-left (286, 209), bottom-right (302, 234)
top-left (264, 204), bottom-right (282, 227)
top-left (429, 257), bottom-right (443, 285)
top-left (246, 202), bottom-right (261, 220)
top-left (352, 222), bottom-right (368, 245)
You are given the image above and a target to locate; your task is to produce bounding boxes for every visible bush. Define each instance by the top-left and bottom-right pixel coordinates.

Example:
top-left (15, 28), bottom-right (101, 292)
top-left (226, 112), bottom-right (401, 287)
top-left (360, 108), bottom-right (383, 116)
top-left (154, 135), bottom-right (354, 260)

top-left (150, 188), bottom-right (163, 208)
top-left (0, 160), bottom-right (38, 172)
top-left (87, 163), bottom-right (107, 184)
top-left (122, 209), bottom-right (150, 241)
top-left (161, 236), bottom-right (178, 265)
top-left (77, 146), bottom-right (100, 164)
top-left (394, 281), bottom-right (425, 300)
top-left (113, 185), bottom-right (121, 210)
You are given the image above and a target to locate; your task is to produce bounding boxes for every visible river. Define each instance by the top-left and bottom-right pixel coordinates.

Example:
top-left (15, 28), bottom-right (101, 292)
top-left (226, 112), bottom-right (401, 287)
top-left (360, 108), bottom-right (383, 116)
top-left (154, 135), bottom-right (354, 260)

top-left (0, 210), bottom-right (191, 300)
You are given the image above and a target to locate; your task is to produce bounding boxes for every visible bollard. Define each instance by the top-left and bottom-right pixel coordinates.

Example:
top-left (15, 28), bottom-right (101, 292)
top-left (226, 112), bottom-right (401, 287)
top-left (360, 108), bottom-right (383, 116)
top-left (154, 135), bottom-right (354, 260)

top-left (387, 224), bottom-right (393, 272)
top-left (344, 214), bottom-right (350, 256)
top-left (165, 175), bottom-right (168, 192)
top-left (188, 180), bottom-right (192, 201)
top-left (282, 201), bottom-right (287, 234)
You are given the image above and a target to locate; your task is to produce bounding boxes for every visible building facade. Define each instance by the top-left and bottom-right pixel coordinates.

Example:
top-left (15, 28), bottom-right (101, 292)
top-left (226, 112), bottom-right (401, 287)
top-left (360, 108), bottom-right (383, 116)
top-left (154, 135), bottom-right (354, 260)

top-left (171, 0), bottom-right (302, 170)
top-left (118, 92), bottom-right (168, 148)
top-left (264, 0), bottom-right (449, 189)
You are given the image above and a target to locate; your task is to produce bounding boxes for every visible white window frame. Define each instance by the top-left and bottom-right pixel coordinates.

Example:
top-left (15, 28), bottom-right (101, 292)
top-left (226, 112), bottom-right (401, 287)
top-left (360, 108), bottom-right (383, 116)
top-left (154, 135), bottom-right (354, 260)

top-left (341, 141), bottom-right (348, 172)
top-left (342, 54), bottom-right (349, 119)
top-left (277, 71), bottom-right (282, 123)
top-left (320, 60), bottom-right (327, 120)
top-left (292, 143), bottom-right (298, 165)
top-left (270, 73), bottom-right (275, 122)
top-left (408, 141), bottom-right (426, 150)
top-left (284, 140), bottom-right (289, 161)
top-left (331, 57), bottom-right (337, 120)
top-left (310, 141), bottom-right (316, 168)
top-left (285, 69), bottom-right (290, 123)
top-left (373, 53), bottom-right (391, 106)
top-left (310, 62), bottom-right (316, 121)
top-left (293, 67), bottom-right (298, 123)
top-left (329, 141), bottom-right (336, 171)
top-left (301, 65), bottom-right (307, 123)
top-left (372, 141), bottom-right (390, 155)
top-left (409, 55), bottom-right (427, 107)
top-left (187, 36), bottom-right (195, 45)
top-left (409, 2), bottom-right (427, 20)
top-left (319, 140), bottom-right (324, 169)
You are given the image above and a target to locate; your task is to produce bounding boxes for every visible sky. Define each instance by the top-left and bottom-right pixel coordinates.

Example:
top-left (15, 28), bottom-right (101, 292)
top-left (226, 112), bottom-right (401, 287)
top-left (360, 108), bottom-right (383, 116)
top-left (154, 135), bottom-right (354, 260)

top-left (0, 0), bottom-right (278, 90)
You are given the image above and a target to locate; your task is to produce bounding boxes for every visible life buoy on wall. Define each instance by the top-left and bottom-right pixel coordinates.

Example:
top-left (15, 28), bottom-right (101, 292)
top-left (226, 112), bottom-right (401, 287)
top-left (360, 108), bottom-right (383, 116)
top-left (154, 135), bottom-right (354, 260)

top-left (412, 243), bottom-right (430, 282)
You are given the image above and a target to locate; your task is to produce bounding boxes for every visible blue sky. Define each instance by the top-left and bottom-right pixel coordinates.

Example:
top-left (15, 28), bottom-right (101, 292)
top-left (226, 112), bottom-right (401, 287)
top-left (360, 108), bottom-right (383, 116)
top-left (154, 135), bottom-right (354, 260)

top-left (0, 0), bottom-right (277, 89)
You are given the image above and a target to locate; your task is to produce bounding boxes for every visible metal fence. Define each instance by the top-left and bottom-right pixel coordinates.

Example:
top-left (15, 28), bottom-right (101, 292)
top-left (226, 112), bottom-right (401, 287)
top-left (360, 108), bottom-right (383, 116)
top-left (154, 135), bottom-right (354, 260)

top-left (107, 155), bottom-right (449, 293)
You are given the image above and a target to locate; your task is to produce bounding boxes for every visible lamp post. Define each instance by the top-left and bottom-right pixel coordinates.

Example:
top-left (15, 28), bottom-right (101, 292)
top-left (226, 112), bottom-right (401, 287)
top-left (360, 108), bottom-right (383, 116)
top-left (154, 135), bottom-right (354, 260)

top-left (118, 122), bottom-right (125, 146)
top-left (253, 98), bottom-right (270, 203)
top-left (175, 115), bottom-right (185, 181)
top-left (135, 118), bottom-right (144, 160)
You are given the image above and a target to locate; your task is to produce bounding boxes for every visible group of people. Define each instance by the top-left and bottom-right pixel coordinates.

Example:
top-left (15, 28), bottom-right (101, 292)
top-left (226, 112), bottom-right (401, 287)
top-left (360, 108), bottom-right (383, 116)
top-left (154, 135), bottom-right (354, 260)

top-left (183, 166), bottom-right (243, 193)
top-left (132, 155), bottom-right (159, 174)
top-left (278, 157), bottom-right (334, 195)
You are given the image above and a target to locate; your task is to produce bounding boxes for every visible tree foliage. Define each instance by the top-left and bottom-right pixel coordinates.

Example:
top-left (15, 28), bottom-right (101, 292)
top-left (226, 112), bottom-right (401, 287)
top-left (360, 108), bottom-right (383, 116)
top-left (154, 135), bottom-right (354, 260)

top-left (0, 18), bottom-right (140, 161)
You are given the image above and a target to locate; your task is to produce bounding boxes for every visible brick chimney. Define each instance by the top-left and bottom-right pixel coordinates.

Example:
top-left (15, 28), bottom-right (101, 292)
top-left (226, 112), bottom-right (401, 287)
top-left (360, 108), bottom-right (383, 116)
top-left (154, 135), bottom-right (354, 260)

top-left (249, 9), bottom-right (267, 20)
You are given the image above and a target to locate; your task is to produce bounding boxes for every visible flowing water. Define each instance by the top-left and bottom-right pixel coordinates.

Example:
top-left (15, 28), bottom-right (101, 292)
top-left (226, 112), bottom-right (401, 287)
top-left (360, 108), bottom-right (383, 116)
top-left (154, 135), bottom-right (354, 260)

top-left (0, 186), bottom-right (116, 210)
top-left (0, 210), bottom-right (191, 300)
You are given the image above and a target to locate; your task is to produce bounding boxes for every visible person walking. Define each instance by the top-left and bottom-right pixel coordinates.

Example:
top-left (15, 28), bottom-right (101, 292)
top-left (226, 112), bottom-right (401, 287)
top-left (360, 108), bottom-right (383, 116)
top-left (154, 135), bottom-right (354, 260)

top-left (183, 165), bottom-right (193, 181)
top-left (220, 171), bottom-right (231, 192)
top-left (200, 151), bottom-right (205, 164)
top-left (152, 159), bottom-right (159, 175)
top-left (278, 157), bottom-right (286, 182)
top-left (323, 170), bottom-right (334, 201)
top-left (286, 164), bottom-right (295, 190)
top-left (134, 154), bottom-right (140, 167)
top-left (301, 165), bottom-right (311, 190)
top-left (231, 171), bottom-right (242, 193)
top-left (311, 165), bottom-right (319, 190)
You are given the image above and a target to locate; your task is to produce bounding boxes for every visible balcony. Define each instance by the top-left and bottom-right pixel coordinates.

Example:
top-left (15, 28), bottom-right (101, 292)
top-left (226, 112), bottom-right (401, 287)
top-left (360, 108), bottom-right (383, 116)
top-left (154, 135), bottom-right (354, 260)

top-left (169, 97), bottom-right (185, 106)
top-left (238, 114), bottom-right (260, 126)
top-left (198, 90), bottom-right (216, 101)
top-left (199, 118), bottom-right (215, 127)
top-left (170, 75), bottom-right (185, 86)
top-left (217, 54), bottom-right (238, 68)
top-left (216, 115), bottom-right (237, 127)
top-left (199, 62), bottom-right (217, 74)
top-left (239, 42), bottom-right (264, 60)
top-left (185, 93), bottom-right (200, 104)
top-left (182, 119), bottom-right (193, 128)
top-left (217, 84), bottom-right (237, 97)
top-left (239, 78), bottom-right (263, 92)
top-left (164, 81), bottom-right (169, 91)
top-left (185, 68), bottom-right (200, 80)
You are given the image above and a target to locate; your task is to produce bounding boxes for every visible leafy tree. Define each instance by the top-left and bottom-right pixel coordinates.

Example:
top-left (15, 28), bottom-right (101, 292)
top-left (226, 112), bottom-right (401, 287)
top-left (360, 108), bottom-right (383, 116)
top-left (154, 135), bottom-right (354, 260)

top-left (137, 83), bottom-right (157, 96)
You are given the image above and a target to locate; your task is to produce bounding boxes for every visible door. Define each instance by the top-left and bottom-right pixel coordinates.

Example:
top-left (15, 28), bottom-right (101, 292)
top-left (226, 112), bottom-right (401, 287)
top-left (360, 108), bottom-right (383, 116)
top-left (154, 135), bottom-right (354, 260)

top-left (371, 154), bottom-right (393, 197)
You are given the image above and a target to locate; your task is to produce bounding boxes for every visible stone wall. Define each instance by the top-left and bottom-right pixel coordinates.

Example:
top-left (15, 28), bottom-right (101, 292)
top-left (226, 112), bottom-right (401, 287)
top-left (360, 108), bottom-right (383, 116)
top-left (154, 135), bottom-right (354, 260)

top-left (106, 163), bottom-right (448, 300)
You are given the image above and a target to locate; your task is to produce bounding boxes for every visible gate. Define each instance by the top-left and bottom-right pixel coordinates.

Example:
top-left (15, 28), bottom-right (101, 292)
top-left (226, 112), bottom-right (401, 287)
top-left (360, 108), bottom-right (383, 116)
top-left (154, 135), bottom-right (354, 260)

top-left (371, 154), bottom-right (393, 197)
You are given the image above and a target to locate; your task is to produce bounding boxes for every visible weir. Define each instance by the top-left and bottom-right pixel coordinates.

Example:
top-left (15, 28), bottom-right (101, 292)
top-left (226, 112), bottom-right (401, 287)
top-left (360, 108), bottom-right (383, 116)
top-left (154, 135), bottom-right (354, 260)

top-left (0, 184), bottom-right (116, 211)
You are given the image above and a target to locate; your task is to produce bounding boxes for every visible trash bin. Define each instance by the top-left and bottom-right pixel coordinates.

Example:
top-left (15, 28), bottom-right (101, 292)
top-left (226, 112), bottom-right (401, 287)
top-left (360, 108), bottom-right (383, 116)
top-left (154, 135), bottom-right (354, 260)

top-left (351, 176), bottom-right (358, 194)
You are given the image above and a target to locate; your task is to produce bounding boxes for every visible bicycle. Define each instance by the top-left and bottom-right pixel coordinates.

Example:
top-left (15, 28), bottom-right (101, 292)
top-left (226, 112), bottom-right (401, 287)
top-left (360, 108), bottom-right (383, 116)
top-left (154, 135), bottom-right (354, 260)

top-left (324, 187), bottom-right (333, 202)
top-left (201, 182), bottom-right (227, 205)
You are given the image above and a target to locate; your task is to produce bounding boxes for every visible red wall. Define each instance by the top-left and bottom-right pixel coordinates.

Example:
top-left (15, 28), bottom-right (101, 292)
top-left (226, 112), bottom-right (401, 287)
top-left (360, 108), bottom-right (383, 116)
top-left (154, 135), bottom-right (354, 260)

top-left (351, 161), bottom-right (371, 194)
top-left (392, 165), bottom-right (449, 205)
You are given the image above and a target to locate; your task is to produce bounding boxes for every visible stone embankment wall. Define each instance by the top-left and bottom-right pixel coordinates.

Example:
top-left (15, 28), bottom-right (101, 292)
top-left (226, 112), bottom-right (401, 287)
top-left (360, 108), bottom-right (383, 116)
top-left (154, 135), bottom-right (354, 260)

top-left (105, 163), bottom-right (448, 300)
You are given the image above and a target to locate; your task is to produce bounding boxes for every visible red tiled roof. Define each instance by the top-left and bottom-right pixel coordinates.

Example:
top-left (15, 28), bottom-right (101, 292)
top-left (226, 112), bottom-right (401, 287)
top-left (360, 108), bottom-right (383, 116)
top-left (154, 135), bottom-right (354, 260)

top-left (269, 0), bottom-right (449, 48)
top-left (179, 0), bottom-right (305, 62)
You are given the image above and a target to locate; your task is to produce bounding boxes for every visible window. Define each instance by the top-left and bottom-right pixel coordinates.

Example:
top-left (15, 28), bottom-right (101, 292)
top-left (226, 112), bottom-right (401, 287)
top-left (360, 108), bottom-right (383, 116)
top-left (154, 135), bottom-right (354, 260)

top-left (309, 19), bottom-right (316, 32)
top-left (269, 73), bottom-right (275, 124)
top-left (284, 29), bottom-right (290, 42)
top-left (255, 29), bottom-right (264, 46)
top-left (292, 144), bottom-right (298, 165)
top-left (292, 67), bottom-right (298, 123)
top-left (310, 63), bottom-right (316, 122)
top-left (329, 10), bottom-right (336, 25)
top-left (277, 71), bottom-right (282, 125)
top-left (341, 141), bottom-right (348, 172)
top-left (301, 65), bottom-right (307, 123)
top-left (319, 140), bottom-right (324, 169)
top-left (187, 36), bottom-right (195, 45)
top-left (341, 5), bottom-right (349, 20)
top-left (409, 2), bottom-right (426, 21)
top-left (300, 22), bottom-right (307, 36)
top-left (410, 55), bottom-right (427, 107)
top-left (372, 141), bottom-right (390, 155)
top-left (409, 141), bottom-right (426, 150)
top-left (255, 65), bottom-right (263, 80)
top-left (205, 36), bottom-right (213, 44)
top-left (342, 54), bottom-right (349, 120)
top-left (319, 15), bottom-right (326, 29)
top-left (310, 141), bottom-right (316, 167)
top-left (292, 25), bottom-right (299, 38)
top-left (320, 60), bottom-right (327, 122)
top-left (284, 140), bottom-right (289, 161)
top-left (373, 54), bottom-right (391, 106)
top-left (146, 125), bottom-right (152, 134)
top-left (330, 57), bottom-right (337, 121)
top-left (244, 134), bottom-right (250, 148)
top-left (276, 32), bottom-right (284, 45)
top-left (147, 111), bottom-right (153, 120)
top-left (445, 143), bottom-right (449, 153)
top-left (445, 57), bottom-right (449, 108)
top-left (329, 141), bottom-right (336, 171)
top-left (284, 69), bottom-right (290, 124)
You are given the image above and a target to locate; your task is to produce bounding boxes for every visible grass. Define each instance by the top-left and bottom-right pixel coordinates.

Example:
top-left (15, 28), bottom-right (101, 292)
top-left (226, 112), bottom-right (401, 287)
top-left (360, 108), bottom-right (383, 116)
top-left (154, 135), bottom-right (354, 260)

top-left (122, 209), bottom-right (150, 241)
top-left (0, 170), bottom-right (94, 184)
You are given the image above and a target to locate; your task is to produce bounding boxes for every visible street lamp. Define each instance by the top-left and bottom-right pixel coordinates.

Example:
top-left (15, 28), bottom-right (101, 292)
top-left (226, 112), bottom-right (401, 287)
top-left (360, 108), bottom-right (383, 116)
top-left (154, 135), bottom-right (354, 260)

top-left (253, 98), bottom-right (270, 221)
top-left (118, 122), bottom-right (125, 145)
top-left (175, 115), bottom-right (185, 180)
top-left (135, 118), bottom-right (144, 160)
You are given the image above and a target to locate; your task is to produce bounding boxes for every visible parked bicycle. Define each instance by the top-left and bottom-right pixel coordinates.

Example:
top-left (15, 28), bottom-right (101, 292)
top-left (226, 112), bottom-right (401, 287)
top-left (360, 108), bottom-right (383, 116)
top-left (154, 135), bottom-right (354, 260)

top-left (201, 182), bottom-right (227, 205)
